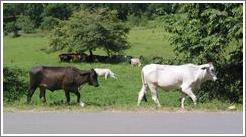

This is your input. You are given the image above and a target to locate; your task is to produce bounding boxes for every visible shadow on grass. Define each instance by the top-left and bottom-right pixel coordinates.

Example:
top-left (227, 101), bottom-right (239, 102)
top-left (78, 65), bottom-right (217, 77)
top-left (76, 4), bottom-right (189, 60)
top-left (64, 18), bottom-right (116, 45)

top-left (47, 100), bottom-right (103, 107)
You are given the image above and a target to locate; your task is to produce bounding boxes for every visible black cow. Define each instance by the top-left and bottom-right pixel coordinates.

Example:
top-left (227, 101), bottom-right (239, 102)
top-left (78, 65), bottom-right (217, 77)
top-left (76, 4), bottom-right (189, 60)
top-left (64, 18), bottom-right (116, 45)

top-left (27, 66), bottom-right (99, 104)
top-left (59, 53), bottom-right (88, 62)
top-left (59, 53), bottom-right (73, 62)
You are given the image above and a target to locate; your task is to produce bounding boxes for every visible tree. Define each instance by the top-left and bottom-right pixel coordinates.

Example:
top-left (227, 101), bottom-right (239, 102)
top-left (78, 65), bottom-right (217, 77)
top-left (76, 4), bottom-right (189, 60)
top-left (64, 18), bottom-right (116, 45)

top-left (48, 8), bottom-right (130, 59)
top-left (4, 22), bottom-right (20, 37)
top-left (42, 4), bottom-right (73, 20)
top-left (16, 15), bottom-right (35, 33)
top-left (40, 16), bottom-right (60, 31)
top-left (165, 3), bottom-right (243, 103)
top-left (22, 4), bottom-right (44, 27)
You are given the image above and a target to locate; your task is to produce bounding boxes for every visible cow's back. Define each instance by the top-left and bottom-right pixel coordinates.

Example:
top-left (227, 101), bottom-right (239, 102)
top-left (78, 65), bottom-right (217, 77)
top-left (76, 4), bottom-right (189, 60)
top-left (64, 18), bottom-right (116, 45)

top-left (29, 66), bottom-right (77, 91)
top-left (142, 64), bottom-right (197, 90)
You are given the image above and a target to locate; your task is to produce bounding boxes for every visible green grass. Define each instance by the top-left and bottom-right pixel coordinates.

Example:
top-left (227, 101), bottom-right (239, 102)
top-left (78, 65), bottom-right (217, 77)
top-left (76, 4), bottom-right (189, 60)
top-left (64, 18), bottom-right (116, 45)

top-left (3, 27), bottom-right (242, 112)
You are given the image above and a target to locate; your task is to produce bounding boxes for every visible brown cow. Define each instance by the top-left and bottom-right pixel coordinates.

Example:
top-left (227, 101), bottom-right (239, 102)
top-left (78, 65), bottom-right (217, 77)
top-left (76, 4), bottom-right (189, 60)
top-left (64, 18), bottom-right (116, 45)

top-left (27, 66), bottom-right (99, 104)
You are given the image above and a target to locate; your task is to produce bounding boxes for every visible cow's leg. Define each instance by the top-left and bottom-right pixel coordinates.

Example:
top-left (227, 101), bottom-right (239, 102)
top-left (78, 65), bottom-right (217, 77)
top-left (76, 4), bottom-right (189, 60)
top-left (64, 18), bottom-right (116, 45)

top-left (27, 86), bottom-right (37, 103)
top-left (148, 84), bottom-right (161, 107)
top-left (64, 91), bottom-right (70, 104)
top-left (75, 91), bottom-right (81, 103)
top-left (182, 87), bottom-right (197, 107)
top-left (39, 86), bottom-right (46, 103)
top-left (137, 84), bottom-right (148, 106)
top-left (105, 72), bottom-right (109, 80)
top-left (74, 90), bottom-right (85, 107)
top-left (180, 93), bottom-right (187, 109)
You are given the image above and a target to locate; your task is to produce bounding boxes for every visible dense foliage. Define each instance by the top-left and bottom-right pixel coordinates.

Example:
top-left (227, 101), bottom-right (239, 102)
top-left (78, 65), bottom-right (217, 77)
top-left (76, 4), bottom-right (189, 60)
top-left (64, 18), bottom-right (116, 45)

top-left (3, 67), bottom-right (28, 102)
top-left (164, 3), bottom-right (243, 103)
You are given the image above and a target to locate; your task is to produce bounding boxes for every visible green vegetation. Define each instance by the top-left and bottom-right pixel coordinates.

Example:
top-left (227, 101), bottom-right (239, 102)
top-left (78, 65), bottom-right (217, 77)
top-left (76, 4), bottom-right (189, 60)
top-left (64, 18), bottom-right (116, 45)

top-left (3, 27), bottom-right (242, 112)
top-left (48, 8), bottom-right (130, 57)
top-left (163, 3), bottom-right (243, 103)
top-left (3, 3), bottom-right (243, 112)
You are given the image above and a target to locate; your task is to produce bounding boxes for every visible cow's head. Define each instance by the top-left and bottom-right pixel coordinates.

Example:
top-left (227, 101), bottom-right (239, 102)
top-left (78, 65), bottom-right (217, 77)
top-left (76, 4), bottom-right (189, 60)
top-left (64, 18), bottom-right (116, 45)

top-left (201, 62), bottom-right (217, 81)
top-left (88, 69), bottom-right (99, 87)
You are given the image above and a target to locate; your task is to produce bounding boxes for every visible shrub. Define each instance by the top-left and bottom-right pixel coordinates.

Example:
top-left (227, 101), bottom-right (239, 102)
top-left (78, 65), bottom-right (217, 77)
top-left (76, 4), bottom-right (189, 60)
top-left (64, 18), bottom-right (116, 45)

top-left (3, 67), bottom-right (28, 102)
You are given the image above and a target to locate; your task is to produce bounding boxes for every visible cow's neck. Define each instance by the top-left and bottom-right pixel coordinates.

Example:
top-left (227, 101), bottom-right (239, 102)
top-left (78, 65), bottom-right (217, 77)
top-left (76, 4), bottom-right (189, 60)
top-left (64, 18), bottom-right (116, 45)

top-left (78, 73), bottom-right (90, 86)
top-left (193, 69), bottom-right (207, 89)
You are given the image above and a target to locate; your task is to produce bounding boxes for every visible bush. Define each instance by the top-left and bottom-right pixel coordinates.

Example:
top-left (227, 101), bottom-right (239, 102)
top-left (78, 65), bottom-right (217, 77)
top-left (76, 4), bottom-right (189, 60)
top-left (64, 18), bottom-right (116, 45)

top-left (3, 67), bottom-right (28, 102)
top-left (40, 16), bottom-right (60, 31)
top-left (16, 15), bottom-right (35, 33)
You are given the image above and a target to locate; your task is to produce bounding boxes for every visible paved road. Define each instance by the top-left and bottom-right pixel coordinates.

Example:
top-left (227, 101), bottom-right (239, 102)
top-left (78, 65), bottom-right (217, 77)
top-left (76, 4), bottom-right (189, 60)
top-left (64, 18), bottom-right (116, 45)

top-left (3, 111), bottom-right (243, 134)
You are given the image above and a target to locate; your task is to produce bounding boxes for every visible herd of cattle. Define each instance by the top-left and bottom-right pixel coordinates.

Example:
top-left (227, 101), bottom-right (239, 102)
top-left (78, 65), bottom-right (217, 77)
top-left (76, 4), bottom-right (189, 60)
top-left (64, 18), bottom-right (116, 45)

top-left (27, 53), bottom-right (217, 109)
top-left (59, 53), bottom-right (142, 66)
top-left (59, 53), bottom-right (88, 62)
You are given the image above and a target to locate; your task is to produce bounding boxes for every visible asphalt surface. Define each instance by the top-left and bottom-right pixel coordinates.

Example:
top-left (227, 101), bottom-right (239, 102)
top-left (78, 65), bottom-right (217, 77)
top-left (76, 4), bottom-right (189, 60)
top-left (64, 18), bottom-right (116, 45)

top-left (3, 111), bottom-right (243, 134)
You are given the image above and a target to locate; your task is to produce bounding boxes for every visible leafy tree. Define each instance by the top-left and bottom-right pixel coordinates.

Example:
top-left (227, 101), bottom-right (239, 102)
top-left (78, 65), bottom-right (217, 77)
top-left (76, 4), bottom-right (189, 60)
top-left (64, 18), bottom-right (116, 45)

top-left (146, 3), bottom-right (178, 17)
top-left (42, 4), bottom-right (73, 20)
top-left (16, 15), bottom-right (35, 33)
top-left (165, 3), bottom-right (243, 103)
top-left (22, 4), bottom-right (44, 27)
top-left (48, 8), bottom-right (130, 59)
top-left (40, 16), bottom-right (60, 31)
top-left (4, 22), bottom-right (20, 37)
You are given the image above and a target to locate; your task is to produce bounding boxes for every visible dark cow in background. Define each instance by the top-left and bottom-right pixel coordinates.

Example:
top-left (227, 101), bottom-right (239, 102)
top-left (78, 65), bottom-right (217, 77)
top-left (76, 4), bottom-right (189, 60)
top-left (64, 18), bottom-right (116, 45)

top-left (59, 53), bottom-right (88, 62)
top-left (27, 66), bottom-right (99, 104)
top-left (59, 53), bottom-right (73, 62)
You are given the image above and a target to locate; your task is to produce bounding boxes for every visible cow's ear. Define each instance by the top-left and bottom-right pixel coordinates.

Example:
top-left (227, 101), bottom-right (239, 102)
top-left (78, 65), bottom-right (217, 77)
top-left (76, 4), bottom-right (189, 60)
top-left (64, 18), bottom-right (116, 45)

top-left (201, 67), bottom-right (208, 70)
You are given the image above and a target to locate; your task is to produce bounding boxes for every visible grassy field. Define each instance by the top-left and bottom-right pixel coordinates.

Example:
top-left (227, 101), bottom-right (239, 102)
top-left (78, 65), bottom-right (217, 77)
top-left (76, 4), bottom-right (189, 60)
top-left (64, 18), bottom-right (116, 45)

top-left (3, 27), bottom-right (242, 112)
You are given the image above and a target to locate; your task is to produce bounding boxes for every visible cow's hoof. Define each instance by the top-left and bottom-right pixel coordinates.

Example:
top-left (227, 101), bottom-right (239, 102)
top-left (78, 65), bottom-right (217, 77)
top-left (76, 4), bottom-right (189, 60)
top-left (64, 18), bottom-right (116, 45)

top-left (80, 102), bottom-right (85, 107)
top-left (156, 105), bottom-right (161, 109)
top-left (178, 108), bottom-right (186, 112)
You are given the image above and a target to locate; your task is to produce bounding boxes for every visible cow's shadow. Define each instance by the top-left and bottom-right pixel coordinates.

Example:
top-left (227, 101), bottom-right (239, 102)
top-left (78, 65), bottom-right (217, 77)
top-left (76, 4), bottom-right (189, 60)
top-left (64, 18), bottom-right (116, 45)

top-left (48, 100), bottom-right (102, 107)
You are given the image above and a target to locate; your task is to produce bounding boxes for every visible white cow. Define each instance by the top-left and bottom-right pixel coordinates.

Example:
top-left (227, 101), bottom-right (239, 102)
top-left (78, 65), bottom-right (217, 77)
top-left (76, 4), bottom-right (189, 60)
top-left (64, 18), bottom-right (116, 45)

top-left (130, 58), bottom-right (141, 67)
top-left (137, 63), bottom-right (217, 109)
top-left (94, 68), bottom-right (117, 80)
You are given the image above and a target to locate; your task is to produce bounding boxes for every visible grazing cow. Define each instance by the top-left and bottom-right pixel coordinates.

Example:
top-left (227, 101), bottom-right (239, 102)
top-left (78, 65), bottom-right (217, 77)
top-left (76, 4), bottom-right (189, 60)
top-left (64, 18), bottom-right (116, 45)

top-left (59, 53), bottom-right (88, 62)
top-left (71, 53), bottom-right (82, 62)
top-left (59, 53), bottom-right (73, 62)
top-left (27, 66), bottom-right (99, 104)
top-left (137, 63), bottom-right (217, 109)
top-left (130, 58), bottom-right (142, 67)
top-left (94, 68), bottom-right (117, 80)
top-left (80, 53), bottom-right (88, 62)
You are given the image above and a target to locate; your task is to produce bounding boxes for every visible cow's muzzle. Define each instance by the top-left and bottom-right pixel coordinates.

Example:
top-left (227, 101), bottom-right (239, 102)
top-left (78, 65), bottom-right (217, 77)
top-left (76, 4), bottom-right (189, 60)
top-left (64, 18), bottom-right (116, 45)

top-left (213, 76), bottom-right (217, 81)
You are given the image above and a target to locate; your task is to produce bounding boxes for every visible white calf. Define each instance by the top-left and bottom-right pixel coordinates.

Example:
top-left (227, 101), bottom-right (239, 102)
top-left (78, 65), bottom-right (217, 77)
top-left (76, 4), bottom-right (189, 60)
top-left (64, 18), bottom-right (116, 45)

top-left (130, 58), bottom-right (141, 67)
top-left (94, 68), bottom-right (117, 80)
